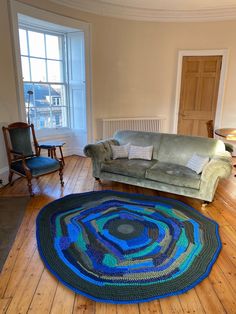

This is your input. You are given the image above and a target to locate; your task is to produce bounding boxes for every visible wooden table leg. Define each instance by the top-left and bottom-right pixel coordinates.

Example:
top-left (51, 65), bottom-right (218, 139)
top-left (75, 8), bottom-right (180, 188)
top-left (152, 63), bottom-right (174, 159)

top-left (59, 146), bottom-right (65, 165)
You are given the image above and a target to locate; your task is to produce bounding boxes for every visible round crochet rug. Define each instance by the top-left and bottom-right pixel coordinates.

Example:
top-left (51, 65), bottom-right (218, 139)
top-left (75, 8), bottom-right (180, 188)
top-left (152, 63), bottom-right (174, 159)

top-left (36, 190), bottom-right (221, 304)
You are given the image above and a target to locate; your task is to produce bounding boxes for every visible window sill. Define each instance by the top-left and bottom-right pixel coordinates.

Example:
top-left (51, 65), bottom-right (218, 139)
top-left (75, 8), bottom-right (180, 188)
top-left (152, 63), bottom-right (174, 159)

top-left (35, 127), bottom-right (85, 156)
top-left (35, 127), bottom-right (73, 140)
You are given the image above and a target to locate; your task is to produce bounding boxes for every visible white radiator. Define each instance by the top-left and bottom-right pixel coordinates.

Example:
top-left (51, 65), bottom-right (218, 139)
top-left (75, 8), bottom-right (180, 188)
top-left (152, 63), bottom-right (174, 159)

top-left (102, 117), bottom-right (165, 139)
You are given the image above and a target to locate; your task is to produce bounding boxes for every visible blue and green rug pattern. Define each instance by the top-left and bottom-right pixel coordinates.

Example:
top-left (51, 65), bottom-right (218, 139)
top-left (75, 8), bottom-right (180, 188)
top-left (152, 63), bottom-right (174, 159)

top-left (36, 190), bottom-right (221, 303)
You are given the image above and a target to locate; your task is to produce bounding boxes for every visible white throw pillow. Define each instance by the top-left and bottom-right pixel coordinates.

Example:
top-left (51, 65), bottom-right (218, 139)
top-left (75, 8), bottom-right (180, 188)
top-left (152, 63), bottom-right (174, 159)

top-left (111, 143), bottom-right (130, 159)
top-left (186, 153), bottom-right (209, 174)
top-left (128, 145), bottom-right (153, 160)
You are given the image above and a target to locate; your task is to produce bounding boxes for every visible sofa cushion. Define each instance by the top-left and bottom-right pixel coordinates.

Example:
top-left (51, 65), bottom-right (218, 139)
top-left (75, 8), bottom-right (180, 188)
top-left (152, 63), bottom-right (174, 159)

top-left (145, 162), bottom-right (201, 189)
top-left (111, 143), bottom-right (130, 159)
top-left (186, 153), bottom-right (209, 174)
top-left (157, 133), bottom-right (225, 165)
top-left (101, 159), bottom-right (156, 179)
top-left (114, 130), bottom-right (162, 160)
top-left (128, 145), bottom-right (153, 160)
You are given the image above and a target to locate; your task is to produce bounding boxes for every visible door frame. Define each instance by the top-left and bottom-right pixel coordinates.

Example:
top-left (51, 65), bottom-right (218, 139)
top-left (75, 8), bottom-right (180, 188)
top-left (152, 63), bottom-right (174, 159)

top-left (173, 49), bottom-right (228, 134)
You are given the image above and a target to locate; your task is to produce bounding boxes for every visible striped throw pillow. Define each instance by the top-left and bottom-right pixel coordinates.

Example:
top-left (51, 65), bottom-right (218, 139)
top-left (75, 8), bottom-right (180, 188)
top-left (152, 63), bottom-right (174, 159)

top-left (186, 153), bottom-right (209, 174)
top-left (111, 143), bottom-right (130, 159)
top-left (128, 145), bottom-right (153, 160)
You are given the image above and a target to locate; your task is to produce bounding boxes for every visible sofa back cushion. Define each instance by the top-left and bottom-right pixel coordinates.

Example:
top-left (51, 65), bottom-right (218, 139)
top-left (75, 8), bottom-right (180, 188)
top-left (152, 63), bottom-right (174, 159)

top-left (158, 133), bottom-right (225, 165)
top-left (113, 130), bottom-right (162, 160)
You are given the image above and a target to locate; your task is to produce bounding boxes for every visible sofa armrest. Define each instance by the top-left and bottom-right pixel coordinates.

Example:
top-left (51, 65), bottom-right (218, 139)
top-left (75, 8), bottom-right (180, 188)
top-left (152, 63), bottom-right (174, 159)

top-left (211, 151), bottom-right (232, 162)
top-left (199, 157), bottom-right (232, 202)
top-left (83, 139), bottom-right (119, 178)
top-left (201, 157), bottom-right (232, 182)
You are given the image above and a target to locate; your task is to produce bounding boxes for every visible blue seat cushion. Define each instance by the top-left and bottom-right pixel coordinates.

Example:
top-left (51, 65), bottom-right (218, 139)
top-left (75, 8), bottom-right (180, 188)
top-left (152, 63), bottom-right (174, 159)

top-left (11, 156), bottom-right (60, 176)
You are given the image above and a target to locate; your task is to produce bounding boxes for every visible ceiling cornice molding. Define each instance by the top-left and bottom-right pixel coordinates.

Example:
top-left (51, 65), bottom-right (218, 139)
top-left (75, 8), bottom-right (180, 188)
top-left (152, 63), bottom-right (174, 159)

top-left (50, 0), bottom-right (236, 22)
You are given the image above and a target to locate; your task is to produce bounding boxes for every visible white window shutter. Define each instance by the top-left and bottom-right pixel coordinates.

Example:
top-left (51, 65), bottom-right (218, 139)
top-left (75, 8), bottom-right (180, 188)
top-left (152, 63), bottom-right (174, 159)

top-left (67, 31), bottom-right (87, 132)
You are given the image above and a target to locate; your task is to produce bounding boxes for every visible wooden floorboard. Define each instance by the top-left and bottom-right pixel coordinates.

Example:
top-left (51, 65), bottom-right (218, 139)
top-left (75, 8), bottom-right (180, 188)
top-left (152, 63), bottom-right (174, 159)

top-left (0, 156), bottom-right (235, 314)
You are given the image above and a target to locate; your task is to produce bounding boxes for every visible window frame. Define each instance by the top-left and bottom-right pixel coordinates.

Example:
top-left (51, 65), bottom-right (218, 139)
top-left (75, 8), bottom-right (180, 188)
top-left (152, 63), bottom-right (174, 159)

top-left (9, 1), bottom-right (93, 148)
top-left (19, 25), bottom-right (70, 129)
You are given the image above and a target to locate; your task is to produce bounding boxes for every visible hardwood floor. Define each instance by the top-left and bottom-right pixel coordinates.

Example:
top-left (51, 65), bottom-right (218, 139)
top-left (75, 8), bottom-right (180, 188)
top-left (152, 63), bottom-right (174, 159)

top-left (0, 155), bottom-right (236, 314)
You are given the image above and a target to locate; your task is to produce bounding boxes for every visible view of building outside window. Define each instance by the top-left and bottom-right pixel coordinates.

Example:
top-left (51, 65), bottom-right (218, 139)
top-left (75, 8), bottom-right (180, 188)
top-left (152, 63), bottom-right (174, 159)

top-left (19, 28), bottom-right (68, 128)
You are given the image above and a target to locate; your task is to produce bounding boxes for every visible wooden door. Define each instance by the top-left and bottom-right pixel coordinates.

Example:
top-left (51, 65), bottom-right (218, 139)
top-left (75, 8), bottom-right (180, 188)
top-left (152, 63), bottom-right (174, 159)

top-left (177, 56), bottom-right (222, 137)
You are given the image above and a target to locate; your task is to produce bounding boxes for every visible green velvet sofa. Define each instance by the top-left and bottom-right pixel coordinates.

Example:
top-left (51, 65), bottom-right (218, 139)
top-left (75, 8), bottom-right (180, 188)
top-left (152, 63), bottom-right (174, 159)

top-left (84, 130), bottom-right (232, 202)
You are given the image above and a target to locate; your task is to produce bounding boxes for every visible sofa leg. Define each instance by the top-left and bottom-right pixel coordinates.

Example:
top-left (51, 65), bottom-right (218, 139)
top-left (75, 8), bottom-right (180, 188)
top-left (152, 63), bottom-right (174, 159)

top-left (95, 177), bottom-right (101, 183)
top-left (201, 201), bottom-right (210, 208)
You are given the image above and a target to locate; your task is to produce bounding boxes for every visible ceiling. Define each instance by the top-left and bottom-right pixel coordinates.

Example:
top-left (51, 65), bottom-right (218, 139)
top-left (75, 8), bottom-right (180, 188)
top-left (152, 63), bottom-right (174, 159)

top-left (95, 0), bottom-right (236, 11)
top-left (51, 0), bottom-right (236, 21)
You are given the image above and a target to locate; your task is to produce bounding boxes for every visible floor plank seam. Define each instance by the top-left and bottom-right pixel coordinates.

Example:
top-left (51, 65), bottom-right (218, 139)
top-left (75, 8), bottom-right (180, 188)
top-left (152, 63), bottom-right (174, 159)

top-left (25, 266), bottom-right (46, 314)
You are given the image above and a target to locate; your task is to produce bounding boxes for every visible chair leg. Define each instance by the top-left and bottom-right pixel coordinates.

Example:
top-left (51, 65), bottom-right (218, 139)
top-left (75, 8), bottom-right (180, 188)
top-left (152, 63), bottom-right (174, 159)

top-left (53, 147), bottom-right (57, 159)
top-left (59, 167), bottom-right (64, 187)
top-left (95, 177), bottom-right (102, 183)
top-left (25, 172), bottom-right (34, 196)
top-left (59, 146), bottom-right (65, 165)
top-left (27, 180), bottom-right (33, 196)
top-left (9, 171), bottom-right (14, 186)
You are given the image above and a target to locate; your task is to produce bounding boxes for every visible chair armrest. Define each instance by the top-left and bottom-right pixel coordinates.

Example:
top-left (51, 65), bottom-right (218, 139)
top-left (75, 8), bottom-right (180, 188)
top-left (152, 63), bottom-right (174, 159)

top-left (10, 151), bottom-right (31, 174)
top-left (35, 143), bottom-right (40, 156)
top-left (83, 139), bottom-right (119, 178)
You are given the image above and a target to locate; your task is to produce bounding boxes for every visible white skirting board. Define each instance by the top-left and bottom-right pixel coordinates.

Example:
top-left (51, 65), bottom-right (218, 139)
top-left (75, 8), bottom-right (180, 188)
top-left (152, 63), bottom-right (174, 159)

top-left (0, 167), bottom-right (9, 186)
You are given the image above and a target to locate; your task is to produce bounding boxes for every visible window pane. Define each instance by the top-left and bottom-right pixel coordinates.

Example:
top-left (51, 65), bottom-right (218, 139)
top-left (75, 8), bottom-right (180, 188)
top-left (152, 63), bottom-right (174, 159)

top-left (23, 83), bottom-right (34, 123)
top-left (27, 107), bottom-right (51, 129)
top-left (47, 60), bottom-right (63, 82)
top-left (51, 107), bottom-right (67, 127)
top-left (35, 108), bottom-right (51, 128)
top-left (46, 34), bottom-right (61, 60)
top-left (50, 85), bottom-right (65, 106)
top-left (28, 31), bottom-right (45, 58)
top-left (28, 107), bottom-right (37, 126)
top-left (30, 58), bottom-right (47, 82)
top-left (23, 83), bottom-right (34, 106)
top-left (19, 29), bottom-right (28, 55)
top-left (21, 57), bottom-right (30, 81)
top-left (33, 84), bottom-right (51, 128)
top-left (18, 26), bottom-right (69, 129)
top-left (34, 84), bottom-right (50, 107)
top-left (50, 85), bottom-right (67, 127)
